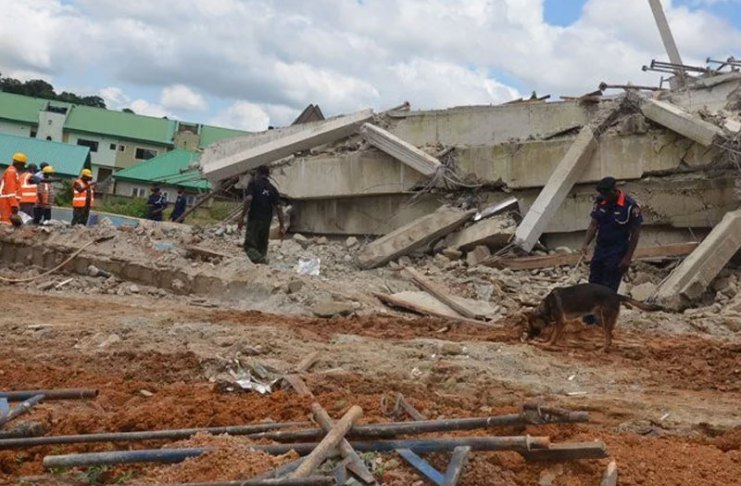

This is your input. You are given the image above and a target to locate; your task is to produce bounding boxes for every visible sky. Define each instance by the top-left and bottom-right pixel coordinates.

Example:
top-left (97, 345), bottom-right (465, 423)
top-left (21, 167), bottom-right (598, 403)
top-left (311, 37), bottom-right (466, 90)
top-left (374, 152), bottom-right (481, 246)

top-left (0, 0), bottom-right (739, 131)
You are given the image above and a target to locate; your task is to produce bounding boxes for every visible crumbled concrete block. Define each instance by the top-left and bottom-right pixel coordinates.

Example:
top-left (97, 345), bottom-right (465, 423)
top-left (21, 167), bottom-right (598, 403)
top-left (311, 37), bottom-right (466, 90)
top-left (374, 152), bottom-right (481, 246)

top-left (293, 233), bottom-right (310, 249)
top-left (357, 206), bottom-right (475, 269)
top-left (641, 98), bottom-right (724, 146)
top-left (345, 236), bottom-right (359, 248)
top-left (466, 245), bottom-right (492, 266)
top-left (445, 214), bottom-right (515, 252)
top-left (311, 301), bottom-right (356, 318)
top-left (360, 122), bottom-right (442, 176)
top-left (287, 279), bottom-right (304, 294)
top-left (442, 248), bottom-right (463, 260)
top-left (630, 282), bottom-right (657, 301)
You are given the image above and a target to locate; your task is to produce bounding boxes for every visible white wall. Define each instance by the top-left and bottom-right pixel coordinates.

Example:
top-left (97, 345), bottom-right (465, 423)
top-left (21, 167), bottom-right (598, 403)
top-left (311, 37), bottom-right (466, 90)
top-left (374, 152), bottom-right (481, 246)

top-left (65, 132), bottom-right (119, 168)
top-left (36, 111), bottom-right (67, 142)
top-left (0, 120), bottom-right (32, 137)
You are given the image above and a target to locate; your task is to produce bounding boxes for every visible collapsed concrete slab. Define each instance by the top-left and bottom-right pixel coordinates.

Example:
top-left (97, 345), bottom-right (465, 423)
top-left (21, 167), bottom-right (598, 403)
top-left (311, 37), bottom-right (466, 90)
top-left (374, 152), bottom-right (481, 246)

top-left (443, 214), bottom-right (516, 252)
top-left (653, 209), bottom-right (741, 310)
top-left (201, 109), bottom-right (373, 183)
top-left (357, 206), bottom-right (475, 269)
top-left (641, 99), bottom-right (724, 146)
top-left (360, 123), bottom-right (441, 176)
top-left (514, 126), bottom-right (598, 252)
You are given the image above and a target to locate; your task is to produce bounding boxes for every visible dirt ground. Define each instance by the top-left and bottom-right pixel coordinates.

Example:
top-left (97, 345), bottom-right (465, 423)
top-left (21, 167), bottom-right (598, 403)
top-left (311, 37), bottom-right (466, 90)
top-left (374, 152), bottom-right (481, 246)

top-left (0, 287), bottom-right (739, 486)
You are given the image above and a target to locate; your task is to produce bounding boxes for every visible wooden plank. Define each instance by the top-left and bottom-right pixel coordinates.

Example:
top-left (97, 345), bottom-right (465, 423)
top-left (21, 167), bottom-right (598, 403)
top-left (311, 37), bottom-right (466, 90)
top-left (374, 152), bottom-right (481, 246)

top-left (441, 446), bottom-right (471, 486)
top-left (311, 403), bottom-right (377, 485)
top-left (403, 267), bottom-right (485, 320)
top-left (397, 394), bottom-right (427, 421)
top-left (397, 449), bottom-right (444, 485)
top-left (373, 292), bottom-right (492, 327)
top-left (520, 441), bottom-right (607, 461)
top-left (290, 405), bottom-right (363, 479)
top-left (485, 243), bottom-right (700, 270)
top-left (282, 375), bottom-right (313, 397)
top-left (293, 351), bottom-right (320, 373)
top-left (601, 460), bottom-right (618, 486)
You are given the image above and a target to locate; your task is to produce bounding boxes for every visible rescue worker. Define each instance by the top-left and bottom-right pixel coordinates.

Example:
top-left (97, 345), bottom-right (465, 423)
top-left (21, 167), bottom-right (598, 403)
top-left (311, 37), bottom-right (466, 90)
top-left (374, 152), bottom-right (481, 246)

top-left (34, 162), bottom-right (49, 182)
top-left (71, 169), bottom-right (95, 226)
top-left (169, 187), bottom-right (187, 223)
top-left (19, 163), bottom-right (38, 217)
top-left (581, 177), bottom-right (643, 323)
top-left (1, 153), bottom-right (27, 226)
top-left (146, 186), bottom-right (168, 221)
top-left (34, 165), bottom-right (55, 225)
top-left (237, 165), bottom-right (285, 264)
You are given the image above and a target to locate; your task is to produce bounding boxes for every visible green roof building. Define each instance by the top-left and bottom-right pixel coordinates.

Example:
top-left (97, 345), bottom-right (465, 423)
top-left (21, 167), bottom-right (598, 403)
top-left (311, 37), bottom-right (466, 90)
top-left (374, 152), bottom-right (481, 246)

top-left (0, 91), bottom-right (251, 188)
top-left (0, 132), bottom-right (89, 178)
top-left (112, 149), bottom-right (210, 201)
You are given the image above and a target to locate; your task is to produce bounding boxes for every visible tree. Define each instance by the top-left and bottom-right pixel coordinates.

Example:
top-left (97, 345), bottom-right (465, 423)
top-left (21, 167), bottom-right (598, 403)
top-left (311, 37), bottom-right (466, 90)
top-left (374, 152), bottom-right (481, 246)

top-left (0, 73), bottom-right (107, 109)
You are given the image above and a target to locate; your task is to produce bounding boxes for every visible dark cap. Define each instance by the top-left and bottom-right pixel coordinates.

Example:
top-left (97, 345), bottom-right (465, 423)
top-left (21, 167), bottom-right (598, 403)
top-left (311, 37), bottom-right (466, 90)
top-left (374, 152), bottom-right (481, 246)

top-left (596, 176), bottom-right (617, 193)
top-left (255, 165), bottom-right (270, 176)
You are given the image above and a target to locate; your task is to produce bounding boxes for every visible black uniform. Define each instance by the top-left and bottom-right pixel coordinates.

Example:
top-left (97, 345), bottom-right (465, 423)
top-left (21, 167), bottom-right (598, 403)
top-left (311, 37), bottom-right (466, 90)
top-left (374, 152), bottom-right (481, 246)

top-left (243, 178), bottom-right (280, 263)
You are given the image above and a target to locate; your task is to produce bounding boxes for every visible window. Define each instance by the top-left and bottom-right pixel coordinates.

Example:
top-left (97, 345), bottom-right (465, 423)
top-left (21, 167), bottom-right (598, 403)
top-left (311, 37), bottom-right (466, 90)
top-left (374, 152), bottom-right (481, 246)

top-left (30, 130), bottom-right (37, 138)
top-left (97, 168), bottom-right (113, 182)
top-left (130, 187), bottom-right (146, 198)
top-left (186, 195), bottom-right (197, 206)
top-left (77, 139), bottom-right (99, 152)
top-left (109, 143), bottom-right (116, 150)
top-left (119, 145), bottom-right (125, 151)
top-left (135, 148), bottom-right (158, 160)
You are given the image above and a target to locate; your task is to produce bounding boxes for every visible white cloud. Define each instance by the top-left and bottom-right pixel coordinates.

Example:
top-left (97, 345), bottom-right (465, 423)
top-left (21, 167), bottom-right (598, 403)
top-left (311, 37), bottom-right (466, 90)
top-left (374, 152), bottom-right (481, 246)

top-left (160, 84), bottom-right (208, 112)
top-left (210, 102), bottom-right (270, 131)
top-left (97, 86), bottom-right (172, 118)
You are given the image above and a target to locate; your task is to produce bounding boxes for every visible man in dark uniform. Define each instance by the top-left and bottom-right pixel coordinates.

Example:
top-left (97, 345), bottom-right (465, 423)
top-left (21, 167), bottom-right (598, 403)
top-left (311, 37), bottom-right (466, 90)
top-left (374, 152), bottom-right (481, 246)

top-left (238, 165), bottom-right (285, 264)
top-left (147, 186), bottom-right (168, 221)
top-left (581, 177), bottom-right (643, 322)
top-left (169, 187), bottom-right (187, 223)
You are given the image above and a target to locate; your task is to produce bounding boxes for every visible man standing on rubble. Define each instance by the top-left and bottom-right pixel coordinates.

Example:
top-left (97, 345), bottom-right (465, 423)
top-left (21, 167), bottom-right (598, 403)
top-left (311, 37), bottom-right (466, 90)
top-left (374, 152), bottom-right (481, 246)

top-left (1, 152), bottom-right (27, 226)
top-left (71, 169), bottom-right (95, 226)
top-left (581, 177), bottom-right (643, 321)
top-left (238, 165), bottom-right (285, 264)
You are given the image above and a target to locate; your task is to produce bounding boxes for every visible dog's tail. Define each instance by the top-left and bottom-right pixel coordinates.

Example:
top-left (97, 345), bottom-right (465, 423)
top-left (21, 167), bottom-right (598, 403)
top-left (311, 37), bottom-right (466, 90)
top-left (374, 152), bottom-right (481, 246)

top-left (618, 294), bottom-right (664, 312)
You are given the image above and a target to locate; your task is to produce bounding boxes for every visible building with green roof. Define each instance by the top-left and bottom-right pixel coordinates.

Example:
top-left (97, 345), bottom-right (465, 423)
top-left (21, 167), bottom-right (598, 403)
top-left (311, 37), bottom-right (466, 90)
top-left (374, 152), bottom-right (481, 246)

top-left (112, 149), bottom-right (210, 203)
top-left (0, 132), bottom-right (89, 178)
top-left (0, 91), bottom-right (251, 188)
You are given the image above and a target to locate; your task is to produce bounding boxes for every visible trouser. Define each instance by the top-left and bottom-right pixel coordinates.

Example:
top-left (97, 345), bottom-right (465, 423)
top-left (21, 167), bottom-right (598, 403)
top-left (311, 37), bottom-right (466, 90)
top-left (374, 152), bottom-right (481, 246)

top-left (243, 218), bottom-right (271, 264)
top-left (0, 199), bottom-right (14, 224)
top-left (33, 206), bottom-right (52, 225)
top-left (584, 250), bottom-right (626, 325)
top-left (72, 206), bottom-right (90, 226)
top-left (19, 203), bottom-right (34, 217)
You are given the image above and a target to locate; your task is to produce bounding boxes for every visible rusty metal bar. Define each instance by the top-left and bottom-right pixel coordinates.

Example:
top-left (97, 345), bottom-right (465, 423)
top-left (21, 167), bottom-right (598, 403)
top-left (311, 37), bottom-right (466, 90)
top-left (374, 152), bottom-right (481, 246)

top-left (0, 389), bottom-right (97, 402)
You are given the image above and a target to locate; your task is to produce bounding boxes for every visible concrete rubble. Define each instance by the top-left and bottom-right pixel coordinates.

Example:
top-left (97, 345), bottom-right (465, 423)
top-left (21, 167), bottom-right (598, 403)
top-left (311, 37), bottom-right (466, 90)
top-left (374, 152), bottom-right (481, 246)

top-left (360, 122), bottom-right (442, 176)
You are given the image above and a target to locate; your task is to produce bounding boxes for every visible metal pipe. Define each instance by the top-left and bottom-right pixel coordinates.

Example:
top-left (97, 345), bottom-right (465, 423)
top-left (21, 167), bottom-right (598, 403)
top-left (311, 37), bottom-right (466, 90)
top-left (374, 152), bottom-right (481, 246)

top-left (249, 412), bottom-right (588, 442)
top-left (0, 389), bottom-right (97, 402)
top-left (129, 478), bottom-right (334, 486)
top-left (642, 65), bottom-right (678, 75)
top-left (0, 395), bottom-right (44, 428)
top-left (598, 82), bottom-right (665, 92)
top-left (0, 422), bottom-right (311, 449)
top-left (43, 436), bottom-right (550, 468)
top-left (651, 59), bottom-right (710, 74)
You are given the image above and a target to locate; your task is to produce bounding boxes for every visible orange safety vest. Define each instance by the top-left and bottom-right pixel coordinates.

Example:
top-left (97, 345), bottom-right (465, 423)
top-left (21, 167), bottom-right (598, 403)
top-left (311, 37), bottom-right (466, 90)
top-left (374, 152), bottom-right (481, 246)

top-left (72, 178), bottom-right (94, 208)
top-left (19, 172), bottom-right (37, 204)
top-left (37, 181), bottom-right (53, 207)
top-left (0, 165), bottom-right (20, 206)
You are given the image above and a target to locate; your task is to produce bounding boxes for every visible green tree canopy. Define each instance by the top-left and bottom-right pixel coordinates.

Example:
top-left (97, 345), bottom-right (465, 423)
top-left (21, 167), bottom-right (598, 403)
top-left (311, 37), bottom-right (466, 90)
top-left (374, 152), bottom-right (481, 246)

top-left (0, 73), bottom-right (106, 109)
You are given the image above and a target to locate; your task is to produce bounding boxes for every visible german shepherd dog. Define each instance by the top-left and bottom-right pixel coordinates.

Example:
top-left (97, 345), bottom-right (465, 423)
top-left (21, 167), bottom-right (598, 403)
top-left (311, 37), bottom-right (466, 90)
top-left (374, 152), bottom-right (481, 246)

top-left (524, 283), bottom-right (663, 351)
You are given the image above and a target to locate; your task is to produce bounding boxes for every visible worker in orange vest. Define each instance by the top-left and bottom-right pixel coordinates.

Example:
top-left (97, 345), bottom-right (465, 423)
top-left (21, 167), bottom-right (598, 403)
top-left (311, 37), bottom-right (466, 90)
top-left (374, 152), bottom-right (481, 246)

top-left (19, 163), bottom-right (38, 217)
top-left (0, 152), bottom-right (27, 226)
top-left (71, 168), bottom-right (95, 226)
top-left (35, 165), bottom-right (56, 225)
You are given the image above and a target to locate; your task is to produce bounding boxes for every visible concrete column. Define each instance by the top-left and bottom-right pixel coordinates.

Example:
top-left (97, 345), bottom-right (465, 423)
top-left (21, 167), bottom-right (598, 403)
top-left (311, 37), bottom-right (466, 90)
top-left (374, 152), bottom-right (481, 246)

top-left (360, 123), bottom-right (441, 176)
top-left (200, 109), bottom-right (373, 182)
top-left (641, 99), bottom-right (724, 146)
top-left (647, 0), bottom-right (686, 88)
top-left (513, 126), bottom-right (598, 252)
top-left (654, 209), bottom-right (741, 310)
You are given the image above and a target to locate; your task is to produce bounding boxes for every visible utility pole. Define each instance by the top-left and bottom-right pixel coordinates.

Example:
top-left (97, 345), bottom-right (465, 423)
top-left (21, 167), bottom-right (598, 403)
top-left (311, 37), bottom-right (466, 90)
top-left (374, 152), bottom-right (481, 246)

top-left (647, 0), bottom-right (686, 88)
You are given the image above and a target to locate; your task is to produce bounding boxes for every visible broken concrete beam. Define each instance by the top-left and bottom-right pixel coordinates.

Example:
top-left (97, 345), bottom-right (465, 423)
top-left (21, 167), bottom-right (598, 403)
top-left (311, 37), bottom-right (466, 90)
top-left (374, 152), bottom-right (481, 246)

top-left (357, 206), bottom-right (475, 269)
top-left (444, 214), bottom-right (515, 252)
top-left (360, 123), bottom-right (441, 176)
top-left (514, 126), bottom-right (598, 252)
top-left (201, 109), bottom-right (373, 182)
top-left (641, 98), bottom-right (724, 146)
top-left (373, 291), bottom-right (493, 326)
top-left (465, 245), bottom-right (492, 266)
top-left (654, 209), bottom-right (741, 310)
